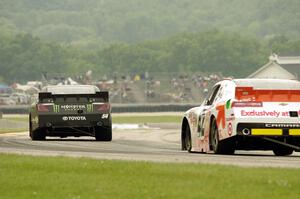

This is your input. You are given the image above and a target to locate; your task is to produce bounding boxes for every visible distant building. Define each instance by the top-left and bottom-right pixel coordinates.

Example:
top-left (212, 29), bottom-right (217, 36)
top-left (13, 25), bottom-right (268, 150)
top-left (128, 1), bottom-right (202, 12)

top-left (248, 54), bottom-right (300, 79)
top-left (0, 84), bottom-right (11, 93)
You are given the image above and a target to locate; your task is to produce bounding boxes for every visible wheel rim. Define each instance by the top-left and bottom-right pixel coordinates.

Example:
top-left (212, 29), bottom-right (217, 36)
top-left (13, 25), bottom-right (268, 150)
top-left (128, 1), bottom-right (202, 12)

top-left (186, 133), bottom-right (191, 150)
top-left (211, 121), bottom-right (219, 152)
top-left (185, 127), bottom-right (191, 150)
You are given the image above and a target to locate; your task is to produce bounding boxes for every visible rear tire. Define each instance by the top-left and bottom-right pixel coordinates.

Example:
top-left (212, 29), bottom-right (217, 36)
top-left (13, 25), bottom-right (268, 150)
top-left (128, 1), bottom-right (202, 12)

top-left (210, 118), bottom-right (234, 155)
top-left (31, 128), bottom-right (46, 141)
top-left (184, 125), bottom-right (192, 152)
top-left (273, 146), bottom-right (293, 156)
top-left (29, 114), bottom-right (33, 138)
top-left (95, 126), bottom-right (112, 141)
top-left (210, 118), bottom-right (219, 153)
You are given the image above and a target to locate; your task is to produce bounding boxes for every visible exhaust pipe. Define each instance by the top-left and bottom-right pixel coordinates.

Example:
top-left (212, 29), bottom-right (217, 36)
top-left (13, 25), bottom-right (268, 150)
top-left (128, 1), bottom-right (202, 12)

top-left (97, 121), bottom-right (103, 126)
top-left (242, 128), bottom-right (251, 135)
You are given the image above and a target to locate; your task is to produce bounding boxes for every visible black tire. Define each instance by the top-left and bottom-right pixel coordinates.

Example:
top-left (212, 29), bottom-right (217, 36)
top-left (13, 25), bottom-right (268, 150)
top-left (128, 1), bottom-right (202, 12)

top-left (95, 126), bottom-right (112, 141)
top-left (29, 114), bottom-right (33, 138)
top-left (184, 124), bottom-right (192, 152)
top-left (31, 128), bottom-right (46, 141)
top-left (273, 146), bottom-right (294, 156)
top-left (210, 118), bottom-right (234, 155)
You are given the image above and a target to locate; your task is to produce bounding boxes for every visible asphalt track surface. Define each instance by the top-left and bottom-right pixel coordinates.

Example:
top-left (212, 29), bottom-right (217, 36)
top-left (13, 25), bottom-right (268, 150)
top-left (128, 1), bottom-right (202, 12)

top-left (1, 123), bottom-right (300, 168)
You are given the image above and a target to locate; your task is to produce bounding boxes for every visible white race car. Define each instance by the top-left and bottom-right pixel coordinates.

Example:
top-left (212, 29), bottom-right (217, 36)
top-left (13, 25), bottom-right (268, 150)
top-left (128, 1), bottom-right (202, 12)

top-left (181, 79), bottom-right (300, 156)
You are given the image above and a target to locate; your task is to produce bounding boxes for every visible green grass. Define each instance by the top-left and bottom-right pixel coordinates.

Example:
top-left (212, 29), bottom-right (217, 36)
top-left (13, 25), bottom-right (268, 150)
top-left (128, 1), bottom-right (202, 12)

top-left (0, 155), bottom-right (299, 199)
top-left (5, 117), bottom-right (28, 122)
top-left (0, 128), bottom-right (27, 134)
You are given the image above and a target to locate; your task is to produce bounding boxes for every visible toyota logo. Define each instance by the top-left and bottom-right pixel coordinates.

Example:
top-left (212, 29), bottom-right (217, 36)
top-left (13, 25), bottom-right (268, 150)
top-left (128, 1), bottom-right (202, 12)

top-left (62, 116), bottom-right (68, 121)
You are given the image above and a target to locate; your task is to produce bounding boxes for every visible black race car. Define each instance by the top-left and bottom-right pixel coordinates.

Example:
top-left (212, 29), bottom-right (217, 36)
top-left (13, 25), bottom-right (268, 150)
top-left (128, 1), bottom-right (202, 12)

top-left (29, 85), bottom-right (112, 141)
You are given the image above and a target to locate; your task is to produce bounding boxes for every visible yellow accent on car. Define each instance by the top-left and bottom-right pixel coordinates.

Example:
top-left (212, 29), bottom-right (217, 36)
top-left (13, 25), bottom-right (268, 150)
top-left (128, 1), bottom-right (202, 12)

top-left (251, 129), bottom-right (282, 135)
top-left (289, 129), bottom-right (300, 135)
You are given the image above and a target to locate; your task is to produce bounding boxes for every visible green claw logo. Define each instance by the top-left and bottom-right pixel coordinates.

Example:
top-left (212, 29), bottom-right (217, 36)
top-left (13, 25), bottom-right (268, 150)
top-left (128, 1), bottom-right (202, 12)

top-left (87, 104), bottom-right (93, 112)
top-left (53, 105), bottom-right (60, 113)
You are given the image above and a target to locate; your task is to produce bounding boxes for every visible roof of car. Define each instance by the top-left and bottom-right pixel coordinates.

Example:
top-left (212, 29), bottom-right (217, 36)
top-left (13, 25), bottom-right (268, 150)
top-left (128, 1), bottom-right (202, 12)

top-left (42, 85), bottom-right (99, 94)
top-left (232, 79), bottom-right (300, 90)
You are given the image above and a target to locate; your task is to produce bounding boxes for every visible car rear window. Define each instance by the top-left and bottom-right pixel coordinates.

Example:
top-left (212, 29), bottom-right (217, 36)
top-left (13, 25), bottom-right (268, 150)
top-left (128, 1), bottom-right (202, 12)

top-left (45, 86), bottom-right (98, 94)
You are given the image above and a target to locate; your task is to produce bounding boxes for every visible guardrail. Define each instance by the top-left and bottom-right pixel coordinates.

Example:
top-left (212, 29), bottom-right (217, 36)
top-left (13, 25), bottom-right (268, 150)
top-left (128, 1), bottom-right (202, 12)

top-left (0, 103), bottom-right (199, 114)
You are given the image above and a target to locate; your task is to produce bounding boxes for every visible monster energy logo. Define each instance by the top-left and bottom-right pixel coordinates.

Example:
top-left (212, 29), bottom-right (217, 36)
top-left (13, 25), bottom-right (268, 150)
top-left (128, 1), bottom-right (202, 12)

top-left (87, 104), bottom-right (93, 112)
top-left (53, 105), bottom-right (60, 113)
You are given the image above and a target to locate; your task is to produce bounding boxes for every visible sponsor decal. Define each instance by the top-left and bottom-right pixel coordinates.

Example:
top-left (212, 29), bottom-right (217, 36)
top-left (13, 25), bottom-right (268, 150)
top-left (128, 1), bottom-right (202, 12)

top-left (216, 104), bottom-right (225, 128)
top-left (62, 116), bottom-right (87, 121)
top-left (226, 117), bottom-right (235, 121)
top-left (101, 114), bottom-right (109, 119)
top-left (61, 105), bottom-right (86, 111)
top-left (265, 123), bottom-right (300, 128)
top-left (241, 110), bottom-right (299, 117)
top-left (87, 104), bottom-right (93, 112)
top-left (227, 123), bottom-right (233, 136)
top-left (197, 116), bottom-right (205, 138)
top-left (188, 112), bottom-right (197, 128)
top-left (53, 104), bottom-right (60, 113)
top-left (279, 103), bottom-right (288, 106)
top-left (241, 110), bottom-right (281, 117)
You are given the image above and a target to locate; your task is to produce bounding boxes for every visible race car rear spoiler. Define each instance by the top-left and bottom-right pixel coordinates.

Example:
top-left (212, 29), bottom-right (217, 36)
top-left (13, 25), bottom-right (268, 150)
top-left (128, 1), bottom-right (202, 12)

top-left (38, 91), bottom-right (109, 103)
top-left (235, 87), bottom-right (300, 102)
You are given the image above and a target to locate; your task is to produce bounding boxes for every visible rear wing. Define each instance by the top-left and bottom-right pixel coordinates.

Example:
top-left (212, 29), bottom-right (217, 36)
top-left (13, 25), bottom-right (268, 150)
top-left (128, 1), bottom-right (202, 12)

top-left (38, 91), bottom-right (109, 103)
top-left (235, 87), bottom-right (300, 102)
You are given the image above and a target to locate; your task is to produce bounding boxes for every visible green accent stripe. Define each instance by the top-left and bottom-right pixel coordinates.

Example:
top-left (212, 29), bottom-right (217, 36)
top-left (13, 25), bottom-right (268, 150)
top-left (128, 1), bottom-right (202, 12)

top-left (226, 100), bottom-right (231, 109)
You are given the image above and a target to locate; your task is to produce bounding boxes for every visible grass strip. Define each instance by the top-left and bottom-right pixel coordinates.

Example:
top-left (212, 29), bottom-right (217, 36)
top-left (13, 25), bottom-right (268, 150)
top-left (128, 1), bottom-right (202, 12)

top-left (4, 117), bottom-right (28, 122)
top-left (0, 153), bottom-right (299, 199)
top-left (0, 128), bottom-right (28, 134)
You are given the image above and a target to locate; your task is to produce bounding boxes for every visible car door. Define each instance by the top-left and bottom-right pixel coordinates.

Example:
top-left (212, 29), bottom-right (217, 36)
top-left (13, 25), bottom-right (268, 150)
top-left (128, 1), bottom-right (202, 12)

top-left (194, 85), bottom-right (222, 151)
top-left (196, 85), bottom-right (220, 139)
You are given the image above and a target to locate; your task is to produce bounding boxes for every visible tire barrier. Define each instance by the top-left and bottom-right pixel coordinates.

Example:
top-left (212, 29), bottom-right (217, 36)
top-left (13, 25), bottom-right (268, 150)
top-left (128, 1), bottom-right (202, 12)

top-left (0, 105), bottom-right (29, 114)
top-left (0, 104), bottom-right (198, 114)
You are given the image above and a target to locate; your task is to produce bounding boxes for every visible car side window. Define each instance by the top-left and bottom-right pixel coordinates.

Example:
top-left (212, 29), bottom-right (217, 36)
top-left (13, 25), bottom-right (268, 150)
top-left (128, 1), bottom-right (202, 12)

top-left (213, 85), bottom-right (223, 103)
top-left (206, 85), bottom-right (221, 105)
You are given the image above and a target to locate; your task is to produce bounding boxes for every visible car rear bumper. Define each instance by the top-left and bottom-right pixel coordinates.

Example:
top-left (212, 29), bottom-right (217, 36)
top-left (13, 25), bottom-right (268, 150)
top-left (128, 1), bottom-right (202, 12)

top-left (236, 123), bottom-right (300, 136)
top-left (227, 123), bottom-right (300, 150)
top-left (38, 113), bottom-right (111, 128)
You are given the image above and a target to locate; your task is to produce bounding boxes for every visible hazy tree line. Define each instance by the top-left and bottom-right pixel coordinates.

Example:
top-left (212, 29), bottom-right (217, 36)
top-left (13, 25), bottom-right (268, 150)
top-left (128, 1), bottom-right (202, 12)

top-left (0, 0), bottom-right (300, 83)
top-left (0, 0), bottom-right (299, 47)
top-left (1, 29), bottom-right (300, 83)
